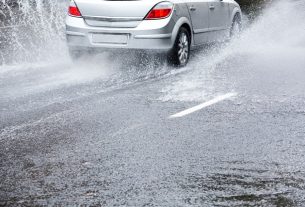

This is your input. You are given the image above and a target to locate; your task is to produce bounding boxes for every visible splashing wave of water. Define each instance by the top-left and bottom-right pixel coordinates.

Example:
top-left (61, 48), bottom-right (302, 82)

top-left (0, 0), bottom-right (68, 65)
top-left (160, 0), bottom-right (305, 102)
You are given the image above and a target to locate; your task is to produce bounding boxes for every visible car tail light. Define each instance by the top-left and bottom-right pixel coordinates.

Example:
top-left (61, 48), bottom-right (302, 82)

top-left (69, 1), bottom-right (82, 17)
top-left (145, 2), bottom-right (173, 20)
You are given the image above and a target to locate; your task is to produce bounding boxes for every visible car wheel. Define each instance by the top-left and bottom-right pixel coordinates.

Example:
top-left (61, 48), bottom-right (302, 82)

top-left (168, 27), bottom-right (191, 67)
top-left (230, 14), bottom-right (242, 38)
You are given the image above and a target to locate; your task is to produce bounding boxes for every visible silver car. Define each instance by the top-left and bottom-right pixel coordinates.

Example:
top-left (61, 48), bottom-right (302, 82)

top-left (66, 0), bottom-right (241, 66)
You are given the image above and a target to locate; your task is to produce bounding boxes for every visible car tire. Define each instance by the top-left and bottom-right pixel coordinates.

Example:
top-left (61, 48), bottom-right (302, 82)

top-left (167, 27), bottom-right (191, 67)
top-left (230, 14), bottom-right (242, 38)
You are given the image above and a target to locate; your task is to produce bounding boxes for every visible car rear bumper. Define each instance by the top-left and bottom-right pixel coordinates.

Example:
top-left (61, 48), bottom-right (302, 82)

top-left (66, 15), bottom-right (176, 51)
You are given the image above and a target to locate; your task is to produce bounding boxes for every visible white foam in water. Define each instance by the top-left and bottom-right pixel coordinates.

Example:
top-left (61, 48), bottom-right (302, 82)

top-left (160, 0), bottom-right (305, 102)
top-left (0, 55), bottom-right (119, 100)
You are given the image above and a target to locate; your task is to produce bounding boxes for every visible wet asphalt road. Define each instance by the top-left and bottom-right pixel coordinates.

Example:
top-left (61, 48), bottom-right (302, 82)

top-left (1, 52), bottom-right (305, 206)
top-left (1, 1), bottom-right (305, 206)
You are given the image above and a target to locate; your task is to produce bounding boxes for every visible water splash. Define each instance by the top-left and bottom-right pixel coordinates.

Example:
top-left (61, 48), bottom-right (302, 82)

top-left (0, 0), bottom-right (68, 65)
top-left (160, 0), bottom-right (305, 102)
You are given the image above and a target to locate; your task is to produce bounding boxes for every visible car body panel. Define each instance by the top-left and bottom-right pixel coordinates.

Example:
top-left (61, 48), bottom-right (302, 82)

top-left (208, 0), bottom-right (230, 42)
top-left (66, 0), bottom-right (241, 51)
top-left (186, 0), bottom-right (210, 45)
top-left (75, 0), bottom-right (163, 28)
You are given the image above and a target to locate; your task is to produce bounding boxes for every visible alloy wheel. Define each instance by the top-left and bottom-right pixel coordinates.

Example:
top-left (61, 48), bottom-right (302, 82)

top-left (178, 32), bottom-right (189, 65)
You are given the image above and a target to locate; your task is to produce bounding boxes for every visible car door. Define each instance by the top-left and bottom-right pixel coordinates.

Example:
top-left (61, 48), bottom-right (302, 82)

top-left (208, 0), bottom-right (230, 42)
top-left (187, 0), bottom-right (210, 45)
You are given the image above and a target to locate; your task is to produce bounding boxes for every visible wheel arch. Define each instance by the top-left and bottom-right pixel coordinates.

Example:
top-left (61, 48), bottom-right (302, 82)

top-left (171, 17), bottom-right (193, 48)
top-left (231, 7), bottom-right (242, 24)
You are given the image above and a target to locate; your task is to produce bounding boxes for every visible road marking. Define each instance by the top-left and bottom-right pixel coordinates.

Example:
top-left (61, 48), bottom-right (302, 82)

top-left (169, 93), bottom-right (237, 119)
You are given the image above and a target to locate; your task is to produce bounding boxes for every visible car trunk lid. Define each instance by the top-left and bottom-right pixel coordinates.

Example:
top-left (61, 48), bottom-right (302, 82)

top-left (74, 0), bottom-right (162, 28)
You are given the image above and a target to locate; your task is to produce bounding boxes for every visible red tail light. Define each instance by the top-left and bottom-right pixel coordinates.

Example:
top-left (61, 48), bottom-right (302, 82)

top-left (145, 2), bottom-right (173, 20)
top-left (69, 1), bottom-right (82, 17)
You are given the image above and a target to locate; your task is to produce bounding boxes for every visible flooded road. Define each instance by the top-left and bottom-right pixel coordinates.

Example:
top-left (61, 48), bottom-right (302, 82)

top-left (1, 0), bottom-right (305, 206)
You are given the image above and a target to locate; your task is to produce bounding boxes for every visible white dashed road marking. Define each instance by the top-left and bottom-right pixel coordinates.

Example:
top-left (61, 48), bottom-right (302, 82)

top-left (170, 93), bottom-right (237, 119)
